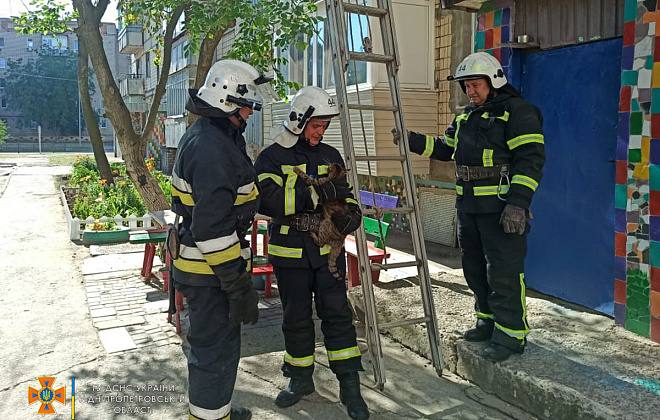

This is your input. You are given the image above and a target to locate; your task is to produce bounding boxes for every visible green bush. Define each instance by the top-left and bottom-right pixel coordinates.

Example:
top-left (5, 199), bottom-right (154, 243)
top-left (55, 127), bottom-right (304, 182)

top-left (69, 157), bottom-right (170, 220)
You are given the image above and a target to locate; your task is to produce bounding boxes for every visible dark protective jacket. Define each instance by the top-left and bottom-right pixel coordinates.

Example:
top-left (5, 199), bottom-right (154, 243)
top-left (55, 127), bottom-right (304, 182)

top-left (409, 84), bottom-right (545, 214)
top-left (254, 139), bottom-right (359, 269)
top-left (171, 116), bottom-right (260, 287)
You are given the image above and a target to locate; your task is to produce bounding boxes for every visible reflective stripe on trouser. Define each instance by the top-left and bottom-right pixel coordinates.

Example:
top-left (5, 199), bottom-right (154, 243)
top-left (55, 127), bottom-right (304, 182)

top-left (173, 281), bottom-right (239, 420)
top-left (273, 262), bottom-right (363, 378)
top-left (456, 211), bottom-right (529, 350)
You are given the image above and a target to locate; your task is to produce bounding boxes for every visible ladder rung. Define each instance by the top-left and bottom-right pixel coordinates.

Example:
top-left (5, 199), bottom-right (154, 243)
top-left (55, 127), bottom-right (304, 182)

top-left (349, 51), bottom-right (395, 64)
top-left (379, 317), bottom-right (432, 331)
top-left (347, 104), bottom-right (398, 112)
top-left (362, 207), bottom-right (414, 215)
top-left (354, 155), bottom-right (406, 162)
top-left (342, 2), bottom-right (388, 17)
top-left (371, 260), bottom-right (421, 271)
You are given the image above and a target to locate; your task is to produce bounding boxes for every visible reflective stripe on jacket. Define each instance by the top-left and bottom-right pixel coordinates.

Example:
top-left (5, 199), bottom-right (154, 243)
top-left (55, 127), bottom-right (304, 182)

top-left (254, 139), bottom-right (356, 268)
top-left (171, 117), bottom-right (260, 286)
top-left (408, 85), bottom-right (545, 213)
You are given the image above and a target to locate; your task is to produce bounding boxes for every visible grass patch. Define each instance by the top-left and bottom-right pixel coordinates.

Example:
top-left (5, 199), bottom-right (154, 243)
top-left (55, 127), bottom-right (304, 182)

top-left (48, 153), bottom-right (93, 166)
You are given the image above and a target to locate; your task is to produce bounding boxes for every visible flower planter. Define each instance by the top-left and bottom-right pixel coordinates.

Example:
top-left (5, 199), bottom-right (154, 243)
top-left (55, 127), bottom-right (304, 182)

top-left (82, 226), bottom-right (131, 246)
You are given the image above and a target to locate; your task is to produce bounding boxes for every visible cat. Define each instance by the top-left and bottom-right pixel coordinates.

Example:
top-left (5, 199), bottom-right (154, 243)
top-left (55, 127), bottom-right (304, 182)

top-left (294, 163), bottom-right (350, 281)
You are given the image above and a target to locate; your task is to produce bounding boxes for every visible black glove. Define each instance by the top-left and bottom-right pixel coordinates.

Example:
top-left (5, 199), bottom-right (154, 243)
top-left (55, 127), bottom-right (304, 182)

top-left (407, 130), bottom-right (424, 143)
top-left (499, 204), bottom-right (527, 235)
top-left (222, 271), bottom-right (260, 327)
top-left (315, 179), bottom-right (351, 203)
top-left (332, 204), bottom-right (362, 235)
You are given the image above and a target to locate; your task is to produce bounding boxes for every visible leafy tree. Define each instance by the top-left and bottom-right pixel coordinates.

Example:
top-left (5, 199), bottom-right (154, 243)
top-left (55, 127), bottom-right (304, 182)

top-left (7, 16), bottom-right (114, 184)
top-left (0, 119), bottom-right (8, 147)
top-left (15, 0), bottom-right (320, 214)
top-left (4, 50), bottom-right (91, 136)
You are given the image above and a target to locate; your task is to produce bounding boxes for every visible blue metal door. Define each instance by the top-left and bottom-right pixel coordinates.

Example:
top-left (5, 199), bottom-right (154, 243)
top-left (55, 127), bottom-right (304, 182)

top-left (520, 39), bottom-right (621, 315)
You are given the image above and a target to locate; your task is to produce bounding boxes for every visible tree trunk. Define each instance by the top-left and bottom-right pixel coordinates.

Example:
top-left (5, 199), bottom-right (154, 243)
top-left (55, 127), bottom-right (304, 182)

top-left (72, 0), bottom-right (179, 212)
top-left (77, 36), bottom-right (113, 183)
top-left (123, 137), bottom-right (170, 212)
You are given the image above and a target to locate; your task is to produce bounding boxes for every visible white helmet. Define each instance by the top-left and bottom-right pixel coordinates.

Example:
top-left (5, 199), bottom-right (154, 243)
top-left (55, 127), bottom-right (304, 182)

top-left (195, 59), bottom-right (271, 114)
top-left (273, 86), bottom-right (340, 148)
top-left (448, 52), bottom-right (507, 90)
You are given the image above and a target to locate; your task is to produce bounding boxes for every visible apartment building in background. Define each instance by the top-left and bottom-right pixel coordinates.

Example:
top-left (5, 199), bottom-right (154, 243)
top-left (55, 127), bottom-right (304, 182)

top-left (0, 17), bottom-right (129, 142)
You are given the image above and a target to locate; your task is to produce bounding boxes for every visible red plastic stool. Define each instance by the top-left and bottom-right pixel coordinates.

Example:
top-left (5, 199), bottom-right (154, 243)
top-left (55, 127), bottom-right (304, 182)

top-left (252, 264), bottom-right (274, 298)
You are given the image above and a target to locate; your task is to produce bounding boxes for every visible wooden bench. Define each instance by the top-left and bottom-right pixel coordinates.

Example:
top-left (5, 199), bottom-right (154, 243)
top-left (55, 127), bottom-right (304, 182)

top-left (128, 229), bottom-right (168, 282)
top-left (344, 236), bottom-right (391, 288)
top-left (344, 191), bottom-right (399, 288)
top-left (129, 229), bottom-right (184, 333)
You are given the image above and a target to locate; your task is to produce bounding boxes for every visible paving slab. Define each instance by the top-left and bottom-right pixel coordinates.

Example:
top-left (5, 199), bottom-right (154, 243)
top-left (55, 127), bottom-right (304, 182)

top-left (82, 253), bottom-right (159, 275)
top-left (143, 300), bottom-right (169, 314)
top-left (98, 327), bottom-right (137, 354)
top-left (90, 307), bottom-right (117, 318)
top-left (94, 316), bottom-right (146, 330)
top-left (90, 243), bottom-right (147, 256)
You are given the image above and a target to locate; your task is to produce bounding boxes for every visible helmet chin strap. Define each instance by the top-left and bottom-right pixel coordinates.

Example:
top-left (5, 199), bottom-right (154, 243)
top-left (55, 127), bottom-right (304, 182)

top-left (234, 112), bottom-right (248, 132)
top-left (302, 135), bottom-right (324, 145)
top-left (487, 89), bottom-right (496, 102)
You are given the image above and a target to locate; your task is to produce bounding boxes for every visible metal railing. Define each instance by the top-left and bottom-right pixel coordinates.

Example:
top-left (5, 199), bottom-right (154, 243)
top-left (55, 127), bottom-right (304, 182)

top-left (0, 142), bottom-right (114, 153)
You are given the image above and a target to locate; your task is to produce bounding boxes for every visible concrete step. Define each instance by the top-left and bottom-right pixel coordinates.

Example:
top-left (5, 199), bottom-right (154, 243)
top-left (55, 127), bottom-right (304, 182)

top-left (348, 273), bottom-right (660, 420)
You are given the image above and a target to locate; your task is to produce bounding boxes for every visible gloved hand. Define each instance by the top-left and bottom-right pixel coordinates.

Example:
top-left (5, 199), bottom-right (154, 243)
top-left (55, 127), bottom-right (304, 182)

top-left (407, 130), bottom-right (424, 143)
top-left (222, 271), bottom-right (260, 327)
top-left (315, 179), bottom-right (351, 203)
top-left (499, 204), bottom-right (527, 235)
top-left (332, 204), bottom-right (363, 235)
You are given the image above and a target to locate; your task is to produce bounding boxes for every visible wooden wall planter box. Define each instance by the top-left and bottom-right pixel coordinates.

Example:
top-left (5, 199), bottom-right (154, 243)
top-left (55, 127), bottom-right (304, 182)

top-left (82, 227), bottom-right (131, 246)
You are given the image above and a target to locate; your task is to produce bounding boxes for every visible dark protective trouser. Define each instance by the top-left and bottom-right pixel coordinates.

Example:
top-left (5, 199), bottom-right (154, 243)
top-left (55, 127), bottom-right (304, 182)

top-left (274, 261), bottom-right (363, 379)
top-left (457, 211), bottom-right (530, 350)
top-left (174, 281), bottom-right (239, 420)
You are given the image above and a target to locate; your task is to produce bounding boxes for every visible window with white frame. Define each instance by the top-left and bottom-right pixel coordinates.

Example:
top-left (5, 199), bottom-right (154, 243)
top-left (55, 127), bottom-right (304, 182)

top-left (1, 98), bottom-right (7, 108)
top-left (174, 12), bottom-right (186, 37)
top-left (0, 38), bottom-right (4, 48)
top-left (27, 39), bottom-right (33, 50)
top-left (280, 12), bottom-right (368, 91)
top-left (0, 78), bottom-right (5, 89)
top-left (100, 118), bottom-right (107, 128)
top-left (166, 70), bottom-right (188, 116)
top-left (42, 35), bottom-right (68, 50)
top-left (0, 59), bottom-right (5, 69)
top-left (145, 52), bottom-right (151, 78)
top-left (345, 13), bottom-right (368, 86)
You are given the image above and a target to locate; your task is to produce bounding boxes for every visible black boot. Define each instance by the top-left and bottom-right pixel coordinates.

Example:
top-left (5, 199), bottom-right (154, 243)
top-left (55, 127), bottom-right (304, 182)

top-left (189, 408), bottom-right (252, 420)
top-left (275, 377), bottom-right (315, 408)
top-left (463, 318), bottom-right (494, 342)
top-left (483, 342), bottom-right (524, 362)
top-left (338, 372), bottom-right (369, 420)
top-left (230, 407), bottom-right (252, 420)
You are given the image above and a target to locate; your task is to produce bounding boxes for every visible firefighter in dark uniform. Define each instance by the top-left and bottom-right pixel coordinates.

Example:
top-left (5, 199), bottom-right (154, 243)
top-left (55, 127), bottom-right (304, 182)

top-left (171, 59), bottom-right (271, 420)
top-left (407, 52), bottom-right (545, 362)
top-left (254, 86), bottom-right (369, 420)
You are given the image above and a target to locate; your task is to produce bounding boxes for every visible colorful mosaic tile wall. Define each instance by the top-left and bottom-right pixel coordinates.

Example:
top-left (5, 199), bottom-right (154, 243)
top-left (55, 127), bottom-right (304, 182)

top-left (617, 0), bottom-right (660, 342)
top-left (146, 112), bottom-right (167, 164)
top-left (475, 1), bottom-right (513, 77)
top-left (130, 111), bottom-right (167, 169)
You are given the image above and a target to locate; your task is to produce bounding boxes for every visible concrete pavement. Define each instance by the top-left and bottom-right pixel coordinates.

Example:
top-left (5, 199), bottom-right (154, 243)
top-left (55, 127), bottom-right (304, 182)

top-left (348, 240), bottom-right (660, 420)
top-left (0, 158), bottom-right (526, 420)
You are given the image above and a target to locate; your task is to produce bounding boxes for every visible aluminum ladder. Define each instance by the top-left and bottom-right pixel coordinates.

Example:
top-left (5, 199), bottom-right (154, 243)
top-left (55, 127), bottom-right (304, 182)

top-left (325, 0), bottom-right (443, 389)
